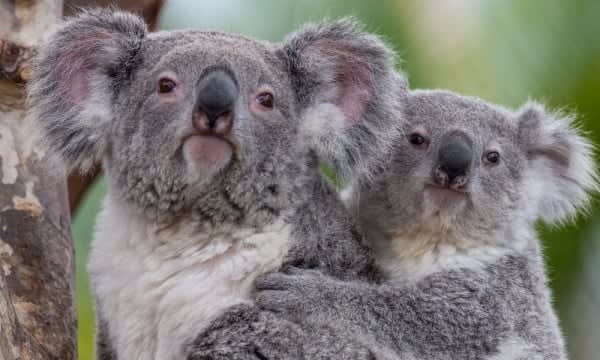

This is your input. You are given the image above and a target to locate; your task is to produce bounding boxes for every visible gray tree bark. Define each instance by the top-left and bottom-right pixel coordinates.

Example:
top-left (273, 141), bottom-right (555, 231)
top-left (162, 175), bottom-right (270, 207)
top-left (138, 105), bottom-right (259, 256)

top-left (0, 1), bottom-right (76, 359)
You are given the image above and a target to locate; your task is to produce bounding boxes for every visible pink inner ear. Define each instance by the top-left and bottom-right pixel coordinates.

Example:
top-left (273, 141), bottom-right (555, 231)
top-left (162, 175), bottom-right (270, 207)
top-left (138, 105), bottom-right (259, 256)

top-left (337, 61), bottom-right (372, 124)
top-left (68, 67), bottom-right (90, 105)
top-left (58, 50), bottom-right (93, 107)
top-left (58, 30), bottom-right (114, 106)
top-left (307, 40), bottom-right (375, 125)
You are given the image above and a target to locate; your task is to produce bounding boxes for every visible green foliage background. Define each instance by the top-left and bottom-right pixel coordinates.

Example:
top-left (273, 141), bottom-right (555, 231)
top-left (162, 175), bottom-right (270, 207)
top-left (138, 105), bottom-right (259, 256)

top-left (73, 1), bottom-right (600, 359)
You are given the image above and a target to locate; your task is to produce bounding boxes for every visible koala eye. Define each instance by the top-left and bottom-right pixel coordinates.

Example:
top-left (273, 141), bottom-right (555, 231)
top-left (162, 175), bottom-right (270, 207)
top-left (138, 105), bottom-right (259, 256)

top-left (158, 78), bottom-right (177, 93)
top-left (484, 151), bottom-right (500, 165)
top-left (409, 133), bottom-right (428, 148)
top-left (256, 92), bottom-right (274, 109)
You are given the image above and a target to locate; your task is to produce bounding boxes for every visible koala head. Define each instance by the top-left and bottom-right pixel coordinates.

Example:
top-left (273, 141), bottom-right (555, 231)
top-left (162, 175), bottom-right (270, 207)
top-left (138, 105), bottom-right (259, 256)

top-left (353, 90), bottom-right (598, 247)
top-left (28, 10), bottom-right (402, 226)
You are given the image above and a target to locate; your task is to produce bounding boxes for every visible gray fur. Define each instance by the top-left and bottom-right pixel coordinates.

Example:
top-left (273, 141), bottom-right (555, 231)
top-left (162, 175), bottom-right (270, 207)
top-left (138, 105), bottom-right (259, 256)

top-left (27, 9), bottom-right (403, 359)
top-left (27, 9), bottom-right (147, 172)
top-left (256, 90), bottom-right (598, 359)
top-left (283, 20), bottom-right (407, 183)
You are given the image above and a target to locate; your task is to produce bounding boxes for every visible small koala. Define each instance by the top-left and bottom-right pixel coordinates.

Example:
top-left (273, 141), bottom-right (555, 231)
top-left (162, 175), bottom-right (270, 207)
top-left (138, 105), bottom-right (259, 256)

top-left (28, 9), bottom-right (404, 360)
top-left (256, 89), bottom-right (598, 359)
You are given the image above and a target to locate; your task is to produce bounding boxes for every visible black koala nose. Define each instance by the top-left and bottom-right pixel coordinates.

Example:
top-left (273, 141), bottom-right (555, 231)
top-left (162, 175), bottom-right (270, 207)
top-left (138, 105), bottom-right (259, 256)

top-left (434, 134), bottom-right (472, 188)
top-left (193, 70), bottom-right (238, 136)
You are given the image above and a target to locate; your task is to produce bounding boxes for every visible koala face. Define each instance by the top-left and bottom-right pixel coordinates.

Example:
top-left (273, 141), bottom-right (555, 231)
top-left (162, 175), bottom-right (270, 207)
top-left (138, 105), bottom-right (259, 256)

top-left (29, 10), bottom-right (402, 226)
top-left (389, 91), bottom-right (524, 227)
top-left (357, 90), bottom-right (597, 245)
top-left (117, 31), bottom-right (295, 175)
top-left (106, 31), bottom-right (298, 222)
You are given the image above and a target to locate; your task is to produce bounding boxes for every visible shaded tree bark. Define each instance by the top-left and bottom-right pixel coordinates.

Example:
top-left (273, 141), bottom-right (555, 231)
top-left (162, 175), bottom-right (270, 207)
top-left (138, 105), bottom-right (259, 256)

top-left (0, 2), bottom-right (76, 359)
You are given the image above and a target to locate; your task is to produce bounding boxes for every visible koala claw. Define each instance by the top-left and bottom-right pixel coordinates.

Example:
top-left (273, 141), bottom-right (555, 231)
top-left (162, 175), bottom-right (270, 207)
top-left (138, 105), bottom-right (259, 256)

top-left (255, 268), bottom-right (334, 319)
top-left (254, 290), bottom-right (300, 316)
top-left (255, 267), bottom-right (326, 290)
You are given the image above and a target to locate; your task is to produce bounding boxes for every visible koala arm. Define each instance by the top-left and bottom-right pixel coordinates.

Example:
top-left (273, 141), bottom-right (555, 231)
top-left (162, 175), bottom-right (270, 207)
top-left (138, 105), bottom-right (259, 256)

top-left (255, 268), bottom-right (410, 350)
top-left (186, 304), bottom-right (375, 360)
top-left (186, 236), bottom-right (381, 359)
top-left (254, 259), bottom-right (560, 359)
top-left (285, 174), bottom-right (383, 283)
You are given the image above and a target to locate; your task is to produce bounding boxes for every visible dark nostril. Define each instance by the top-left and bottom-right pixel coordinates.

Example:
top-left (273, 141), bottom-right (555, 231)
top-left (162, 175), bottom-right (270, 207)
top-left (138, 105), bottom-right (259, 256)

top-left (192, 110), bottom-right (232, 136)
top-left (434, 166), bottom-right (449, 187)
top-left (440, 164), bottom-right (467, 182)
top-left (192, 111), bottom-right (211, 135)
top-left (434, 165), bottom-right (470, 189)
top-left (452, 175), bottom-right (468, 189)
top-left (213, 111), bottom-right (232, 135)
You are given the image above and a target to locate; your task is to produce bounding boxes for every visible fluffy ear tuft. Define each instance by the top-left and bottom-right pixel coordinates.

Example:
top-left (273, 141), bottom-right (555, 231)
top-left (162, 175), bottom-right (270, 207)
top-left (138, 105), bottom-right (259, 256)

top-left (518, 101), bottom-right (598, 224)
top-left (27, 9), bottom-right (147, 171)
top-left (282, 18), bottom-right (406, 183)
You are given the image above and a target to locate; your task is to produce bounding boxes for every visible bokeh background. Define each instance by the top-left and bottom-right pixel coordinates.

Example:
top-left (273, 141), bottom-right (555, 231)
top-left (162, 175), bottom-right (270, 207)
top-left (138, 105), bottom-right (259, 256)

top-left (73, 0), bottom-right (600, 359)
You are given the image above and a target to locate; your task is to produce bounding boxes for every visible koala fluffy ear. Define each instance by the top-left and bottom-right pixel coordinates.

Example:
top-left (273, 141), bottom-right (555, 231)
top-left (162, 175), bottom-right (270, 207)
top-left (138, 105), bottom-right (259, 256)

top-left (518, 102), bottom-right (598, 224)
top-left (27, 9), bottom-right (147, 171)
top-left (282, 18), bottom-right (406, 182)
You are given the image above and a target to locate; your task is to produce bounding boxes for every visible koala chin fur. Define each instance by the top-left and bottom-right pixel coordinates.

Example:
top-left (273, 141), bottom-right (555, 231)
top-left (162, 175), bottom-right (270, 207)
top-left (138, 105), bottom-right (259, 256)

top-left (89, 195), bottom-right (291, 359)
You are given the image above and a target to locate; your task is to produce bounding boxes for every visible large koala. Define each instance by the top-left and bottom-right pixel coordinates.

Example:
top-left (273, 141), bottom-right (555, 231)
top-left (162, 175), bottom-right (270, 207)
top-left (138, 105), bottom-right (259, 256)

top-left (27, 9), bottom-right (404, 360)
top-left (256, 89), bottom-right (598, 359)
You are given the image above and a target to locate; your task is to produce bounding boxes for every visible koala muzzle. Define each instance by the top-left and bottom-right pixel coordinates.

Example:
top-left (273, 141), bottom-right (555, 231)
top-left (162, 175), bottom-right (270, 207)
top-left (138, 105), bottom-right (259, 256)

top-left (193, 70), bottom-right (238, 136)
top-left (434, 133), bottom-right (472, 189)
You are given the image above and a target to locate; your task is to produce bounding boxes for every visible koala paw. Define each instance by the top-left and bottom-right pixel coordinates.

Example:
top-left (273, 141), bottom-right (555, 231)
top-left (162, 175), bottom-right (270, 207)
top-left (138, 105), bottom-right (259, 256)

top-left (254, 267), bottom-right (336, 320)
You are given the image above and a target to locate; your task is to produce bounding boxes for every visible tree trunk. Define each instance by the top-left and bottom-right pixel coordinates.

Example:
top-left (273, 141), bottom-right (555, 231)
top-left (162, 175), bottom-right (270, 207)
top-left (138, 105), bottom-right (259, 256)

top-left (0, 1), bottom-right (77, 359)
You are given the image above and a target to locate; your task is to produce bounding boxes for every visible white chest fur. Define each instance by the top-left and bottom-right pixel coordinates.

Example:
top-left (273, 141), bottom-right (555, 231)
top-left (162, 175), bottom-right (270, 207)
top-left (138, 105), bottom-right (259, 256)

top-left (88, 195), bottom-right (291, 360)
top-left (364, 222), bottom-right (512, 285)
